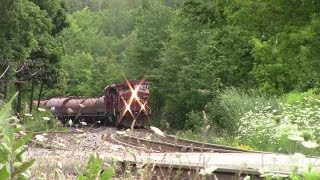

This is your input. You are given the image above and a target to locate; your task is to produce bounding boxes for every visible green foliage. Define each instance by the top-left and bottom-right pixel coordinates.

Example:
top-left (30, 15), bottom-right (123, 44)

top-left (149, 0), bottom-right (219, 129)
top-left (75, 154), bottom-right (114, 180)
top-left (145, 0), bottom-right (320, 131)
top-left (290, 165), bottom-right (320, 180)
top-left (184, 110), bottom-right (203, 132)
top-left (50, 4), bottom-right (139, 97)
top-left (127, 0), bottom-right (174, 76)
top-left (205, 87), bottom-right (280, 134)
top-left (178, 129), bottom-right (238, 147)
top-left (3, 0), bottom-right (320, 136)
top-left (0, 0), bottom-right (68, 88)
top-left (21, 108), bottom-right (62, 132)
top-left (0, 94), bottom-right (35, 179)
top-left (281, 89), bottom-right (317, 104)
top-left (0, 0), bottom-right (51, 61)
top-left (237, 96), bottom-right (320, 155)
top-left (227, 0), bottom-right (320, 93)
top-left (63, 0), bottom-right (142, 13)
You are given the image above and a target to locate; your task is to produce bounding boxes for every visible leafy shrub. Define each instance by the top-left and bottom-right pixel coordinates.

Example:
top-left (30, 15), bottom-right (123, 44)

top-left (21, 104), bottom-right (63, 132)
top-left (237, 96), bottom-right (320, 155)
top-left (290, 165), bottom-right (320, 180)
top-left (75, 154), bottom-right (114, 180)
top-left (184, 110), bottom-right (203, 132)
top-left (0, 94), bottom-right (35, 179)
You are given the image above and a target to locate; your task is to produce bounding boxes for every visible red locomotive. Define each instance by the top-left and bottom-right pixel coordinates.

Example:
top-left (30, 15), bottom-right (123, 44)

top-left (38, 80), bottom-right (150, 127)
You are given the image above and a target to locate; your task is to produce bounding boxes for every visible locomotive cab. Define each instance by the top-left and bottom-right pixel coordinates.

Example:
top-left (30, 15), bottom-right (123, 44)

top-left (104, 80), bottom-right (150, 127)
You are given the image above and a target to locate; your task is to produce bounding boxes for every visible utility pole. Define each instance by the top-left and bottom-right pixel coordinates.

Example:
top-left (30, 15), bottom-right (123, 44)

top-left (16, 65), bottom-right (25, 117)
top-left (37, 79), bottom-right (44, 109)
top-left (29, 72), bottom-right (36, 113)
top-left (0, 62), bottom-right (10, 100)
top-left (3, 67), bottom-right (8, 100)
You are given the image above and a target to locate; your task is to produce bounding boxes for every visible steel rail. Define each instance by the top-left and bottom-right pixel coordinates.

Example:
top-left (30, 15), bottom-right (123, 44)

top-left (111, 132), bottom-right (252, 153)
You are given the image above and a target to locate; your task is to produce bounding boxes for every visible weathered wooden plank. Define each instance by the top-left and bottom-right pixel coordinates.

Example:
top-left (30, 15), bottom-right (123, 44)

top-left (110, 152), bottom-right (320, 176)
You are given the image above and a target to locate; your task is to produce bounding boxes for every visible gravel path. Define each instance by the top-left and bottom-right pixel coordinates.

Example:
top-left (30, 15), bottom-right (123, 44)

top-left (25, 126), bottom-right (141, 179)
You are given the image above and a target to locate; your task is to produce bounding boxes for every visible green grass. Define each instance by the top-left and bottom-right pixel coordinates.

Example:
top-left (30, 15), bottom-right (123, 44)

top-left (205, 87), bottom-right (281, 134)
top-left (281, 89), bottom-right (317, 104)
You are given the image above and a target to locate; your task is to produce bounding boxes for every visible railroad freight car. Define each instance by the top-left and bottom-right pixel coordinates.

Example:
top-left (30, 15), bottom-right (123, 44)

top-left (39, 80), bottom-right (150, 127)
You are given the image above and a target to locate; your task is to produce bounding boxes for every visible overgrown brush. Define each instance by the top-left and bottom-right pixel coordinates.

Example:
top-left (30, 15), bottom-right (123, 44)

top-left (75, 154), bottom-right (114, 180)
top-left (0, 94), bottom-right (35, 179)
top-left (21, 104), bottom-right (63, 132)
top-left (237, 96), bottom-right (320, 155)
top-left (204, 87), bottom-right (280, 134)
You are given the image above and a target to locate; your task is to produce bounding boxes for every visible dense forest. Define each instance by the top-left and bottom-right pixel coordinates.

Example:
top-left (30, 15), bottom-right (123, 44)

top-left (1, 0), bottom-right (320, 147)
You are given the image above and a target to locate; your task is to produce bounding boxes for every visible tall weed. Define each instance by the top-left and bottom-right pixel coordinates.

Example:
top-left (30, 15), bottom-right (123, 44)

top-left (206, 87), bottom-right (280, 134)
top-left (0, 93), bottom-right (35, 179)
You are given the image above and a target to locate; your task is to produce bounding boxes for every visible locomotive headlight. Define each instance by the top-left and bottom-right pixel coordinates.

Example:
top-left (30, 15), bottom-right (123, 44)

top-left (125, 104), bottom-right (130, 111)
top-left (131, 90), bottom-right (138, 99)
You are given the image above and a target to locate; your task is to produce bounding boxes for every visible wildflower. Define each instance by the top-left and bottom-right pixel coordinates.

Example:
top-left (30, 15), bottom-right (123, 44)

top-left (35, 134), bottom-right (47, 142)
top-left (51, 107), bottom-right (55, 111)
top-left (263, 106), bottom-right (272, 110)
top-left (199, 166), bottom-right (217, 175)
top-left (258, 167), bottom-right (270, 174)
top-left (43, 117), bottom-right (50, 121)
top-left (37, 108), bottom-right (46, 112)
top-left (79, 103), bottom-right (85, 108)
top-left (205, 125), bottom-right (210, 131)
top-left (166, 123), bottom-right (170, 129)
top-left (288, 135), bottom-right (304, 142)
top-left (67, 108), bottom-right (74, 114)
top-left (68, 119), bottom-right (73, 126)
top-left (24, 113), bottom-right (32, 117)
top-left (9, 116), bottom-right (19, 122)
top-left (75, 129), bottom-right (84, 132)
top-left (21, 170), bottom-right (31, 178)
top-left (145, 135), bottom-right (152, 141)
top-left (80, 121), bottom-right (87, 126)
top-left (57, 161), bottom-right (62, 169)
top-left (236, 144), bottom-right (253, 150)
top-left (301, 141), bottom-right (319, 148)
top-left (196, 89), bottom-right (210, 95)
top-left (116, 131), bottom-right (127, 135)
top-left (150, 126), bottom-right (165, 137)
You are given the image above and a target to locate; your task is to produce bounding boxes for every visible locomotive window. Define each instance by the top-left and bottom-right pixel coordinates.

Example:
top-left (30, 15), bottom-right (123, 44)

top-left (134, 84), bottom-right (149, 90)
top-left (120, 85), bottom-right (129, 91)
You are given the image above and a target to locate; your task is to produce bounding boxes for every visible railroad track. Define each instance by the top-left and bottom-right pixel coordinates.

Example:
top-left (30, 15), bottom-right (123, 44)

top-left (27, 125), bottom-right (107, 135)
top-left (108, 130), bottom-right (262, 179)
top-left (108, 130), bottom-right (256, 153)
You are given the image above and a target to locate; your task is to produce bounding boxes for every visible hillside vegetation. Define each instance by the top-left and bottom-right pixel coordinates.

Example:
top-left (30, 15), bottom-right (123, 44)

top-left (1, 0), bottom-right (320, 155)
